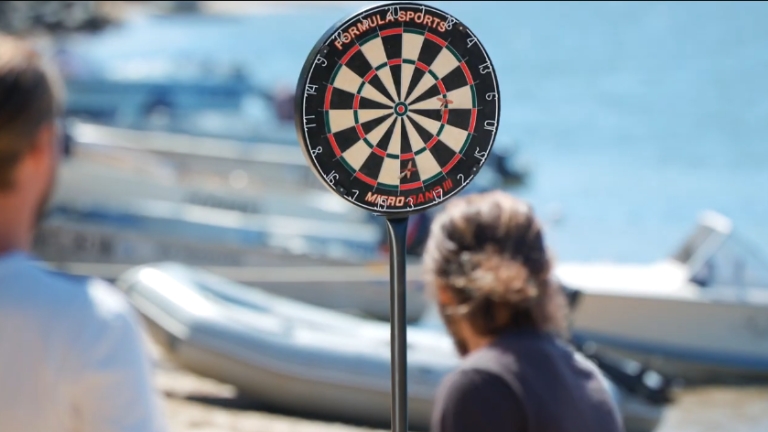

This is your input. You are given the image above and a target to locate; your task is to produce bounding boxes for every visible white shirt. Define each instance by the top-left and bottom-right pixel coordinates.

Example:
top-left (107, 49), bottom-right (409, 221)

top-left (0, 251), bottom-right (167, 432)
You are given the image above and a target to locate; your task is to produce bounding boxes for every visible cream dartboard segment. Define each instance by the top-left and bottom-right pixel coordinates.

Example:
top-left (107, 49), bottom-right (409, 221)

top-left (295, 2), bottom-right (500, 216)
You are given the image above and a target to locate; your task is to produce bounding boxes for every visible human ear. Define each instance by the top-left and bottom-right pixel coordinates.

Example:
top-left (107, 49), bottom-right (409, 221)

top-left (436, 283), bottom-right (460, 307)
top-left (27, 121), bottom-right (58, 168)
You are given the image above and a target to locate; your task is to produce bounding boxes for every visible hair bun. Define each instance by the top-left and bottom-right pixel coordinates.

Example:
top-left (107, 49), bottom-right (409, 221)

top-left (450, 251), bottom-right (539, 304)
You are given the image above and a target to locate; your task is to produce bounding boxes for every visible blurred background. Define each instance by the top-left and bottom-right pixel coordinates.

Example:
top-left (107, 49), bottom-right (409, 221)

top-left (4, 1), bottom-right (768, 431)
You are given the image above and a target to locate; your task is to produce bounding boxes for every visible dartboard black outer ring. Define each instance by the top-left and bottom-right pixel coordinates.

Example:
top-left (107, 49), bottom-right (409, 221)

top-left (295, 1), bottom-right (501, 217)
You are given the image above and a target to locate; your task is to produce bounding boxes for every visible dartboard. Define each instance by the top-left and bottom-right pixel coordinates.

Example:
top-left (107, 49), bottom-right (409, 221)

top-left (296, 2), bottom-right (500, 216)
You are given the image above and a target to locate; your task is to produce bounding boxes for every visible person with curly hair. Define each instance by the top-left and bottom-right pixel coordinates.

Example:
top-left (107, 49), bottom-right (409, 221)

top-left (423, 191), bottom-right (623, 432)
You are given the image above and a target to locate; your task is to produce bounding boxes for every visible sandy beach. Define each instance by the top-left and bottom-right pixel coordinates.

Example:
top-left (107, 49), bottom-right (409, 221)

top-left (149, 337), bottom-right (385, 432)
top-left (157, 364), bottom-right (383, 432)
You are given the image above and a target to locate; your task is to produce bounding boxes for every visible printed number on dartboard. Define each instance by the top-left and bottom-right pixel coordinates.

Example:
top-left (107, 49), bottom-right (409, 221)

top-left (296, 3), bottom-right (500, 214)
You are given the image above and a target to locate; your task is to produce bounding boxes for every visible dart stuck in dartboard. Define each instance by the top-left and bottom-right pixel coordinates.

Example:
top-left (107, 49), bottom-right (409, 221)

top-left (294, 2), bottom-right (500, 430)
top-left (295, 1), bottom-right (500, 217)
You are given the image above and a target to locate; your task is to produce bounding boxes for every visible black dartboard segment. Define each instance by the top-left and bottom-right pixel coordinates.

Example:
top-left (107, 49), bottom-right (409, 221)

top-left (295, 2), bottom-right (500, 216)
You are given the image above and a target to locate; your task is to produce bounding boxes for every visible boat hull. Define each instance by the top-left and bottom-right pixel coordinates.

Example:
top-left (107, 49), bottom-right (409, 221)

top-left (169, 341), bottom-right (435, 428)
top-left (571, 291), bottom-right (768, 384)
top-left (118, 263), bottom-right (665, 432)
top-left (68, 120), bottom-right (328, 195)
top-left (35, 219), bottom-right (428, 322)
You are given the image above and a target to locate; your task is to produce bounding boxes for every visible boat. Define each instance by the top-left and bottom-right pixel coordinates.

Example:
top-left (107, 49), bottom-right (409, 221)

top-left (557, 210), bottom-right (768, 384)
top-left (36, 210), bottom-right (427, 322)
top-left (38, 117), bottom-right (529, 321)
top-left (51, 142), bottom-right (356, 223)
top-left (36, 151), bottom-right (435, 322)
top-left (65, 119), bottom-right (328, 195)
top-left (36, 123), bottom-right (519, 320)
top-left (0, 1), bottom-right (112, 35)
top-left (114, 261), bottom-right (671, 432)
top-left (56, 47), bottom-right (271, 130)
top-left (66, 118), bottom-right (529, 195)
top-left (37, 162), bottom-right (433, 322)
top-left (47, 150), bottom-right (376, 248)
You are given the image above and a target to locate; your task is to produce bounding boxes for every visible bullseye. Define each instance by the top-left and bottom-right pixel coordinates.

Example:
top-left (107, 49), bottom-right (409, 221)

top-left (393, 101), bottom-right (408, 117)
top-left (296, 2), bottom-right (500, 215)
top-left (294, 6), bottom-right (501, 431)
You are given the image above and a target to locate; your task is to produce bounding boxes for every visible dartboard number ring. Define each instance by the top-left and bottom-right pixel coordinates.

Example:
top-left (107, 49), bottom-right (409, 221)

top-left (296, 2), bottom-right (500, 215)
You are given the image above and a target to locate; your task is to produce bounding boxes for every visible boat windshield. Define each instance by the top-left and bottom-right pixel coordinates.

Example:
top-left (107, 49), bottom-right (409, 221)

top-left (671, 211), bottom-right (731, 268)
top-left (672, 213), bottom-right (768, 289)
top-left (671, 223), bottom-right (723, 265)
top-left (689, 233), bottom-right (768, 290)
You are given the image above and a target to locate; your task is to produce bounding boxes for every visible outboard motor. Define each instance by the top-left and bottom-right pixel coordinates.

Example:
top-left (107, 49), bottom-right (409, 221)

top-left (486, 142), bottom-right (528, 186)
top-left (575, 339), bottom-right (676, 405)
top-left (559, 280), bottom-right (677, 406)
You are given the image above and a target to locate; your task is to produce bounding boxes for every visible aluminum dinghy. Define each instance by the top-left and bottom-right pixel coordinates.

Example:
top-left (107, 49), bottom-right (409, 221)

top-left (36, 154), bottom-right (430, 321)
top-left (36, 210), bottom-right (427, 322)
top-left (116, 262), bottom-right (667, 432)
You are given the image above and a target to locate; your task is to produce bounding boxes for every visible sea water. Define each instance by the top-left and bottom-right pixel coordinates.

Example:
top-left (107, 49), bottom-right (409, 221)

top-left (65, 1), bottom-right (768, 264)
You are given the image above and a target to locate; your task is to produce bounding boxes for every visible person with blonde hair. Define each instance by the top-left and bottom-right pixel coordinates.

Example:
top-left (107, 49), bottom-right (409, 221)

top-left (0, 34), bottom-right (166, 432)
top-left (424, 191), bottom-right (623, 432)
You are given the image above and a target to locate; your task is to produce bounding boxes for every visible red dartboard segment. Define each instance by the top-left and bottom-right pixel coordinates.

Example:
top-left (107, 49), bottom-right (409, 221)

top-left (327, 133), bottom-right (342, 157)
top-left (459, 62), bottom-right (473, 85)
top-left (380, 28), bottom-right (403, 37)
top-left (363, 69), bottom-right (377, 82)
top-left (424, 32), bottom-right (447, 47)
top-left (355, 171), bottom-right (377, 186)
top-left (436, 80), bottom-right (447, 95)
top-left (340, 44), bottom-right (360, 65)
top-left (372, 147), bottom-right (387, 157)
top-left (355, 123), bottom-right (366, 140)
top-left (442, 154), bottom-right (462, 174)
top-left (468, 108), bottom-right (477, 133)
top-left (324, 85), bottom-right (333, 110)
top-left (400, 181), bottom-right (423, 191)
top-left (296, 2), bottom-right (500, 216)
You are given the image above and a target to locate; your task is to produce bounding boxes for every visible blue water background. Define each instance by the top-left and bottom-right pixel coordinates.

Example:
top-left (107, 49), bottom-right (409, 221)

top-left (62, 1), bottom-right (768, 263)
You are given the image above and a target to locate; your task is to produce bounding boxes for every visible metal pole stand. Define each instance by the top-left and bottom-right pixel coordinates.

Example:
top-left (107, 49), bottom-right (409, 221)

top-left (385, 216), bottom-right (409, 432)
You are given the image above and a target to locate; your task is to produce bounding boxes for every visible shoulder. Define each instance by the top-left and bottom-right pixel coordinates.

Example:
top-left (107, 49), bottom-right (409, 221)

top-left (436, 367), bottom-right (517, 411)
top-left (0, 257), bottom-right (134, 323)
top-left (60, 275), bottom-right (145, 351)
top-left (43, 266), bottom-right (137, 328)
top-left (82, 276), bottom-right (138, 322)
top-left (437, 367), bottom-right (516, 403)
top-left (571, 350), bottom-right (623, 408)
top-left (0, 258), bottom-right (148, 364)
top-left (11, 259), bottom-right (142, 347)
top-left (557, 343), bottom-right (625, 426)
top-left (432, 367), bottom-right (526, 432)
top-left (566, 344), bottom-right (618, 395)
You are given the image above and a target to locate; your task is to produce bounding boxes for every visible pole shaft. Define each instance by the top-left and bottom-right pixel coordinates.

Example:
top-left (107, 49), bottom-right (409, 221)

top-left (385, 216), bottom-right (409, 432)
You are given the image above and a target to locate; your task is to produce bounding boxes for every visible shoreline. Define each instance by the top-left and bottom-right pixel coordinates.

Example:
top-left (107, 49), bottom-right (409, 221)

top-left (149, 338), bottom-right (385, 432)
